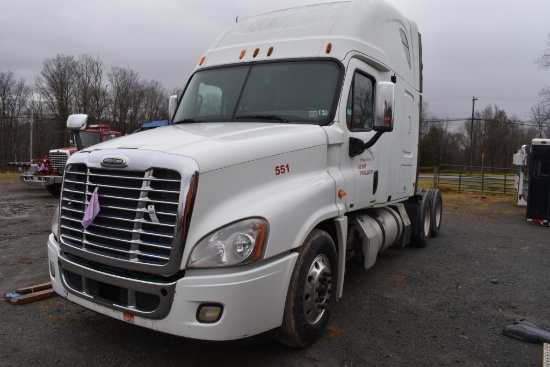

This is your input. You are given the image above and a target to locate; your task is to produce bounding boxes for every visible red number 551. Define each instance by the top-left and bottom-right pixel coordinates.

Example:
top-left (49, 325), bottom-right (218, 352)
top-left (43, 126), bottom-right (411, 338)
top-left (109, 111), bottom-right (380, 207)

top-left (275, 164), bottom-right (290, 175)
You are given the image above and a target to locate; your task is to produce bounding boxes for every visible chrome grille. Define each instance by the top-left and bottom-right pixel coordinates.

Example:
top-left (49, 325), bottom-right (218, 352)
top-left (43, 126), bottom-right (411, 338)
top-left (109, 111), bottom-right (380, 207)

top-left (49, 150), bottom-right (70, 173)
top-left (59, 163), bottom-right (182, 270)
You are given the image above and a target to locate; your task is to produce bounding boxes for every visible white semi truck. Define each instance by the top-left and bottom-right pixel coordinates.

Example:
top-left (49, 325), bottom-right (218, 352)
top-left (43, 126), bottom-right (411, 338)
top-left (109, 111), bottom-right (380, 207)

top-left (47, 0), bottom-right (442, 347)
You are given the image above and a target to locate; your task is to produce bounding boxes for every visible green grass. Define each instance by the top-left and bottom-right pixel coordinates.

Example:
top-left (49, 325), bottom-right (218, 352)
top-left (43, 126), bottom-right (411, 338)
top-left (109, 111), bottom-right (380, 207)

top-left (0, 172), bottom-right (21, 182)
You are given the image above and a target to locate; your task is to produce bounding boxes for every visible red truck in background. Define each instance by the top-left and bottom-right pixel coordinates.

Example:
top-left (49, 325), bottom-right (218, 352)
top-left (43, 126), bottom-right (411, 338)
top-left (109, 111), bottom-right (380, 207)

top-left (8, 123), bottom-right (123, 196)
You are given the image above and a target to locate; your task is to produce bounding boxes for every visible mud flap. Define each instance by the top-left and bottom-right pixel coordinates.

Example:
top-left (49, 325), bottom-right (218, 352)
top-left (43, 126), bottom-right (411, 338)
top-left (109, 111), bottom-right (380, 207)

top-left (502, 319), bottom-right (550, 344)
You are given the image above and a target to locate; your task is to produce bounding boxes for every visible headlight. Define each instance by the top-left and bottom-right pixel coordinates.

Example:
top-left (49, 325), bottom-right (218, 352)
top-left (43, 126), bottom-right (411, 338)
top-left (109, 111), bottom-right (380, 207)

top-left (51, 204), bottom-right (60, 240)
top-left (188, 218), bottom-right (268, 268)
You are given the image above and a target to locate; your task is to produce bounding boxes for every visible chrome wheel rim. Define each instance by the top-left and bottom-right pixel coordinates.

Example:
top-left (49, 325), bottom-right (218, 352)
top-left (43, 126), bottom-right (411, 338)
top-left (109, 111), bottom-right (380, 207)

top-left (302, 254), bottom-right (332, 325)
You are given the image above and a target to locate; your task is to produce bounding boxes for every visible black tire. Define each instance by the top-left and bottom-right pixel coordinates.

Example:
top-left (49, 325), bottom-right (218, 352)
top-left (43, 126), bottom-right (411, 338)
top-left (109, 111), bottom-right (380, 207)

top-left (45, 184), bottom-right (61, 197)
top-left (277, 229), bottom-right (338, 348)
top-left (411, 192), bottom-right (432, 248)
top-left (428, 189), bottom-right (443, 237)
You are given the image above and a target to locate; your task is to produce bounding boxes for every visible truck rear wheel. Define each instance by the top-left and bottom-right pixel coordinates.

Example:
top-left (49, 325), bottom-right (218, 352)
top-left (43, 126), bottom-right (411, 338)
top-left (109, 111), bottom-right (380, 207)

top-left (428, 189), bottom-right (443, 237)
top-left (411, 192), bottom-right (432, 248)
top-left (277, 229), bottom-right (337, 348)
top-left (46, 184), bottom-right (61, 197)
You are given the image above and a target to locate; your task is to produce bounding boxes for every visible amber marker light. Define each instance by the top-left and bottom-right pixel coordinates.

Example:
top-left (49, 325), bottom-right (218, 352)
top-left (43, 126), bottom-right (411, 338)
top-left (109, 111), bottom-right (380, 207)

top-left (239, 50), bottom-right (246, 59)
top-left (251, 222), bottom-right (267, 262)
top-left (338, 189), bottom-right (346, 198)
top-left (267, 47), bottom-right (274, 56)
top-left (326, 43), bottom-right (332, 54)
top-left (198, 56), bottom-right (206, 66)
top-left (253, 48), bottom-right (260, 58)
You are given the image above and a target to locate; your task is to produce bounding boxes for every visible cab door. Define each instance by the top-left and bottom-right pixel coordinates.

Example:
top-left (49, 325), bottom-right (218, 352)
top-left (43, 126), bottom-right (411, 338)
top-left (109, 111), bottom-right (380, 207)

top-left (338, 58), bottom-right (382, 211)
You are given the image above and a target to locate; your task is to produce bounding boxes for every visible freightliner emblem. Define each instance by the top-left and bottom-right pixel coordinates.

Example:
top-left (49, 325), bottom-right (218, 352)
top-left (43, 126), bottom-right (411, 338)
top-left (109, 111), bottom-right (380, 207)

top-left (101, 157), bottom-right (127, 167)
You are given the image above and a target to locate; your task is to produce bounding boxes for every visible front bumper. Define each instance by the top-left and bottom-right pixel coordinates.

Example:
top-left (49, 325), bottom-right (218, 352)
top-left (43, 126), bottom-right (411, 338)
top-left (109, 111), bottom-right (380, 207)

top-left (47, 233), bottom-right (297, 341)
top-left (21, 174), bottom-right (62, 187)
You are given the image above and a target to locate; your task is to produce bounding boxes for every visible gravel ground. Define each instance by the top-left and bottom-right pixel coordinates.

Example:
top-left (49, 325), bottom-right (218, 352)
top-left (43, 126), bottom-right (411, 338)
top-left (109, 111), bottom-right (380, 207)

top-left (1, 177), bottom-right (549, 366)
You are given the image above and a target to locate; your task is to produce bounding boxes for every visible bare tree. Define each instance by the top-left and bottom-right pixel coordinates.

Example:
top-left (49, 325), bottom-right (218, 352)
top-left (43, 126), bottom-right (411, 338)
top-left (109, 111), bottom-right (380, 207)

top-left (531, 34), bottom-right (550, 138)
top-left (140, 79), bottom-right (169, 123)
top-left (123, 79), bottom-right (169, 131)
top-left (108, 66), bottom-right (140, 133)
top-left (530, 104), bottom-right (549, 138)
top-left (442, 130), bottom-right (466, 165)
top-left (34, 54), bottom-right (78, 146)
top-left (419, 121), bottom-right (444, 167)
top-left (476, 105), bottom-right (534, 170)
top-left (418, 116), bottom-right (461, 168)
top-left (75, 54), bottom-right (109, 121)
top-left (419, 100), bottom-right (431, 139)
top-left (536, 33), bottom-right (550, 70)
top-left (0, 70), bottom-right (31, 166)
top-left (27, 97), bottom-right (57, 159)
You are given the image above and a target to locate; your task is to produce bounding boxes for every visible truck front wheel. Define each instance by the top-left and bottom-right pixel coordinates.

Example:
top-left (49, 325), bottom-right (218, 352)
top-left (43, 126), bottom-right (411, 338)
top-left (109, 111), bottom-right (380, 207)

top-left (278, 229), bottom-right (338, 348)
top-left (46, 184), bottom-right (61, 197)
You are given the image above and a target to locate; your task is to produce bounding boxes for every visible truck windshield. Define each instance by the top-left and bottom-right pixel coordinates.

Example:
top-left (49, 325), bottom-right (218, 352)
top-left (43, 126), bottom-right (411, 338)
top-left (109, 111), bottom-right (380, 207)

top-left (173, 60), bottom-right (341, 125)
top-left (79, 131), bottom-right (101, 147)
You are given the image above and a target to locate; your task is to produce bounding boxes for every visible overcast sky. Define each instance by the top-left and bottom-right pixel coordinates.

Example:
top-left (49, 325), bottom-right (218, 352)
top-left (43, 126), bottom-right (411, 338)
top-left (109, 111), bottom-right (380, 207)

top-left (1, 0), bottom-right (549, 123)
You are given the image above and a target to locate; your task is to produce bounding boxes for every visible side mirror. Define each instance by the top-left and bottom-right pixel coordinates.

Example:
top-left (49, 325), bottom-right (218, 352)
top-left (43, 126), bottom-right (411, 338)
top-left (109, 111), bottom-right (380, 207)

top-left (373, 82), bottom-right (394, 132)
top-left (168, 95), bottom-right (178, 122)
top-left (66, 114), bottom-right (89, 150)
top-left (67, 114), bottom-right (89, 131)
top-left (349, 81), bottom-right (395, 157)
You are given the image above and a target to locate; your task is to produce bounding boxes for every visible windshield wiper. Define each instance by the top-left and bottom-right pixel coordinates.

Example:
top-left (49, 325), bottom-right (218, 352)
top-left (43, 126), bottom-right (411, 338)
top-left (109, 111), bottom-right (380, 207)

top-left (235, 114), bottom-right (290, 123)
top-left (173, 118), bottom-right (202, 124)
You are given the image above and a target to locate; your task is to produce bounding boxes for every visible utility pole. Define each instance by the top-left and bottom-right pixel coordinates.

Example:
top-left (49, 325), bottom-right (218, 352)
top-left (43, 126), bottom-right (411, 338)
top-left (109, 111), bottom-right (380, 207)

top-left (469, 96), bottom-right (478, 168)
top-left (29, 110), bottom-right (33, 160)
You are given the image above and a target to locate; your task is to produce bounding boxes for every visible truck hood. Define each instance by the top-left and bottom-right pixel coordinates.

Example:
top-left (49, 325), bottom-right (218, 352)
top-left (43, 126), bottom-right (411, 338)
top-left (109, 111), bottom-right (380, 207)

top-left (80, 122), bottom-right (327, 172)
top-left (49, 146), bottom-right (78, 154)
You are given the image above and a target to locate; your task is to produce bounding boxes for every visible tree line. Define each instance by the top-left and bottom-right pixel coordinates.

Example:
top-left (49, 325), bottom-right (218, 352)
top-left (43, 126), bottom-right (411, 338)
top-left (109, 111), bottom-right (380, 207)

top-left (420, 33), bottom-right (550, 171)
top-left (1, 53), bottom-right (172, 168)
top-left (2, 39), bottom-right (550, 171)
top-left (419, 103), bottom-right (541, 171)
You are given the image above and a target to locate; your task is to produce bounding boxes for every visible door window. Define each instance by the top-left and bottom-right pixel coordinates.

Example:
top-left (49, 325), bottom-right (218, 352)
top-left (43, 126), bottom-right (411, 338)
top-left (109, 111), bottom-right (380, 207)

top-left (346, 72), bottom-right (374, 131)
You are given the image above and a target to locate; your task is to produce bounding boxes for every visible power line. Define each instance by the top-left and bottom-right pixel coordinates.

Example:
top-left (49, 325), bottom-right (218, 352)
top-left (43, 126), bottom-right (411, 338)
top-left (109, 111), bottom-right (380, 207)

top-left (424, 117), bottom-right (547, 128)
top-left (424, 95), bottom-right (538, 102)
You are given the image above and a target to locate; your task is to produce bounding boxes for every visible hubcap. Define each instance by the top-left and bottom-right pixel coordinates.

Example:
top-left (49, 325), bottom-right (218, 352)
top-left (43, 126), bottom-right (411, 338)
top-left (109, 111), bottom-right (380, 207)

top-left (302, 254), bottom-right (332, 325)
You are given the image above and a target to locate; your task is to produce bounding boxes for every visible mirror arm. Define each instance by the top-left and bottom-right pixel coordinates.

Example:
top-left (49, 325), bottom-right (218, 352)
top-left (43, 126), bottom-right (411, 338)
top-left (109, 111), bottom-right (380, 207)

top-left (74, 131), bottom-right (83, 151)
top-left (348, 131), bottom-right (384, 157)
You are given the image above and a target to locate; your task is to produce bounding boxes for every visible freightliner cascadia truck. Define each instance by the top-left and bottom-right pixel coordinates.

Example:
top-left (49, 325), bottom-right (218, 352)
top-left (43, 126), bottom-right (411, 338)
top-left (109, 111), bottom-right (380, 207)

top-left (47, 0), bottom-right (443, 348)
